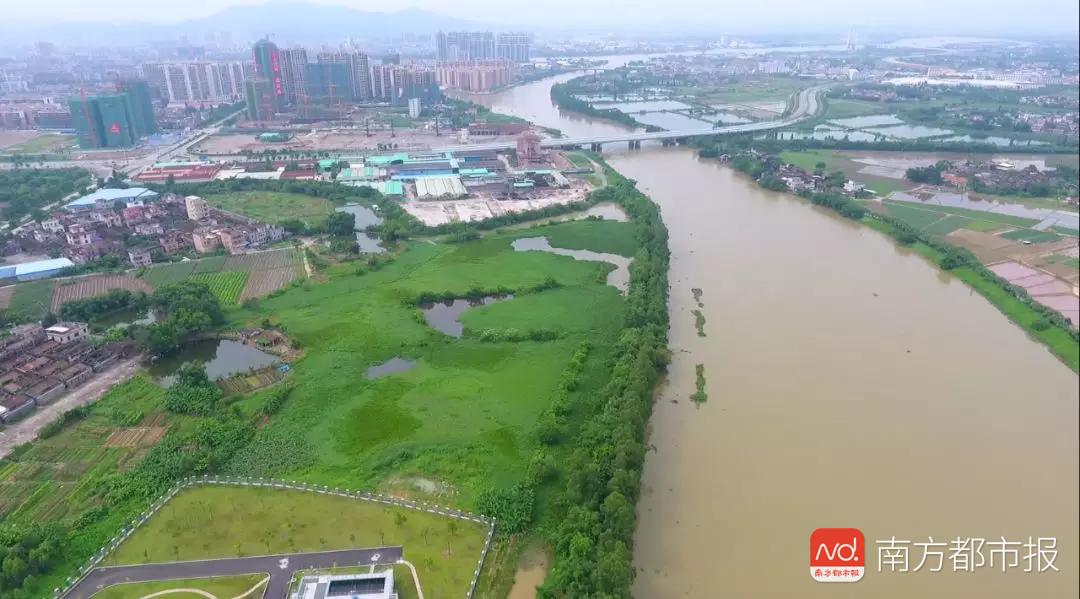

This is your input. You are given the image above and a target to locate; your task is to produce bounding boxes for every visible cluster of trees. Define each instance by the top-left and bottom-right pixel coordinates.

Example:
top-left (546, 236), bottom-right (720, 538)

top-left (131, 281), bottom-right (224, 356)
top-left (906, 162), bottom-right (948, 184)
top-left (0, 168), bottom-right (91, 223)
top-left (58, 289), bottom-right (148, 322)
top-left (163, 364), bottom-right (224, 415)
top-left (0, 524), bottom-right (67, 595)
top-left (540, 176), bottom-right (671, 597)
top-left (551, 81), bottom-right (647, 130)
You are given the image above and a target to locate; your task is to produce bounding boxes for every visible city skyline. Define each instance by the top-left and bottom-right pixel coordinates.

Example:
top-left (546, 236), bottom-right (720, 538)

top-left (4, 0), bottom-right (1079, 34)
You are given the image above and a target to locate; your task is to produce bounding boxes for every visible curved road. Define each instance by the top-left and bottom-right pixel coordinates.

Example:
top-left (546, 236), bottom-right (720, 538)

top-left (65, 546), bottom-right (403, 599)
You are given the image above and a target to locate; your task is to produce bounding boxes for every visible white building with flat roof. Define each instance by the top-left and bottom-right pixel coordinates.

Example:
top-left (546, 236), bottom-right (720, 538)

top-left (292, 570), bottom-right (395, 599)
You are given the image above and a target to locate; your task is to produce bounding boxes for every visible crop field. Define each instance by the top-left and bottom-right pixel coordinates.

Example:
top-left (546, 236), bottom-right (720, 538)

top-left (0, 376), bottom-right (167, 525)
top-left (218, 367), bottom-right (283, 395)
top-left (1001, 228), bottom-right (1062, 244)
top-left (108, 485), bottom-right (488, 599)
top-left (204, 191), bottom-right (335, 226)
top-left (823, 98), bottom-right (891, 119)
top-left (51, 274), bottom-right (153, 310)
top-left (189, 271), bottom-right (250, 304)
top-left (138, 248), bottom-right (303, 301)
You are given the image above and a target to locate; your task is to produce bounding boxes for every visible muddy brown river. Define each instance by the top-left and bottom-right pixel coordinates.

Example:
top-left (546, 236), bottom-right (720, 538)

top-left (469, 66), bottom-right (1079, 598)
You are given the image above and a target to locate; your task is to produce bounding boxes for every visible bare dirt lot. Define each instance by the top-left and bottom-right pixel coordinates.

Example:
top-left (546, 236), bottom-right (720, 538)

top-left (0, 131), bottom-right (46, 150)
top-left (193, 128), bottom-right (523, 155)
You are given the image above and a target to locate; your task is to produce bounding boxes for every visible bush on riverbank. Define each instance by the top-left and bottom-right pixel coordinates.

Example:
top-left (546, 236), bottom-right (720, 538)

top-left (540, 168), bottom-right (670, 597)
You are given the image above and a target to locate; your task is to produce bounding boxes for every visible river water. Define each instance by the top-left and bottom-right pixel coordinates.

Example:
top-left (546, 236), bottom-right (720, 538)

top-left (467, 66), bottom-right (1079, 598)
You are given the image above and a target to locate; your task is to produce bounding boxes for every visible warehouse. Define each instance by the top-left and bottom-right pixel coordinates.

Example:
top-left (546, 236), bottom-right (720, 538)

top-left (415, 176), bottom-right (467, 200)
top-left (0, 257), bottom-right (76, 282)
top-left (64, 187), bottom-right (158, 212)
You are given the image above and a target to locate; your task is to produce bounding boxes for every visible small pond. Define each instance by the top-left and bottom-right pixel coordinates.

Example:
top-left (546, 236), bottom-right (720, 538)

top-left (364, 357), bottom-right (417, 379)
top-left (420, 295), bottom-right (514, 338)
top-left (148, 339), bottom-right (280, 387)
top-left (94, 308), bottom-right (158, 328)
top-left (337, 203), bottom-right (386, 254)
top-left (512, 236), bottom-right (632, 294)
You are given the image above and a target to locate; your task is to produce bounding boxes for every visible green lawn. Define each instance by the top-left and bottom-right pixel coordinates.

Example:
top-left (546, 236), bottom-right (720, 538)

top-left (563, 152), bottom-right (594, 169)
top-left (4, 134), bottom-right (75, 154)
top-left (7, 279), bottom-right (55, 321)
top-left (922, 215), bottom-right (973, 236)
top-left (108, 486), bottom-right (486, 599)
top-left (204, 191), bottom-right (335, 226)
top-left (884, 202), bottom-right (950, 230)
top-left (884, 199), bottom-right (1042, 229)
top-left (1000, 229), bottom-right (1062, 244)
top-left (91, 574), bottom-right (265, 599)
top-left (189, 271), bottom-right (250, 304)
top-left (964, 219), bottom-right (1005, 232)
top-left (1051, 225), bottom-right (1079, 237)
top-left (541, 220), bottom-right (639, 257)
top-left (778, 149), bottom-right (840, 172)
top-left (1044, 254), bottom-right (1080, 269)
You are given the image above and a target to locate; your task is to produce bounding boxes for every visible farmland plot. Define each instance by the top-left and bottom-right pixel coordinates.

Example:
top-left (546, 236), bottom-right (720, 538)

top-left (189, 271), bottom-right (250, 305)
top-left (51, 274), bottom-right (153, 310)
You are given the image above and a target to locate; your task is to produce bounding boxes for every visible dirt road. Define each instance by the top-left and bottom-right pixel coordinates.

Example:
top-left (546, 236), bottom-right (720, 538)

top-left (0, 357), bottom-right (140, 458)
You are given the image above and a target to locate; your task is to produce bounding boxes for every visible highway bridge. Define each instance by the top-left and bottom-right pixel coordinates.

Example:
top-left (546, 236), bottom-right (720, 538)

top-left (429, 86), bottom-right (826, 154)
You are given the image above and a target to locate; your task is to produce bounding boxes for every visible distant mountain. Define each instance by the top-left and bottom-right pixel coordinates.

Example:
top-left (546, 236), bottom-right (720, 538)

top-left (0, 2), bottom-right (492, 47)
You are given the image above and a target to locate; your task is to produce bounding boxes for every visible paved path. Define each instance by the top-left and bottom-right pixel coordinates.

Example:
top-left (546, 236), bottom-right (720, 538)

top-left (65, 547), bottom-right (403, 599)
top-left (0, 356), bottom-right (140, 458)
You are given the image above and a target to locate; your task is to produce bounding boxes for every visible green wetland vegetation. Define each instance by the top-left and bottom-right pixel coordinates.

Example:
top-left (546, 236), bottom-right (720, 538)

top-left (0, 168), bottom-right (670, 599)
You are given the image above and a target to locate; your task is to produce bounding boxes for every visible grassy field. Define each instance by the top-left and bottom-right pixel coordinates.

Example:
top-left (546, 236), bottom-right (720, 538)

top-left (189, 271), bottom-right (250, 304)
top-left (963, 219), bottom-right (1005, 232)
top-left (777, 149), bottom-right (913, 196)
top-left (563, 152), bottom-right (594, 169)
top-left (0, 376), bottom-right (169, 524)
top-left (6, 279), bottom-right (55, 321)
top-left (1000, 229), bottom-right (1063, 243)
top-left (823, 98), bottom-right (891, 119)
top-left (922, 214), bottom-right (973, 236)
top-left (884, 199), bottom-right (1042, 229)
top-left (694, 76), bottom-right (808, 104)
top-left (108, 486), bottom-right (486, 599)
top-left (224, 220), bottom-right (629, 504)
top-left (4, 133), bottom-right (75, 154)
top-left (91, 574), bottom-right (266, 599)
top-left (204, 191), bottom-right (335, 226)
top-left (540, 220), bottom-right (638, 257)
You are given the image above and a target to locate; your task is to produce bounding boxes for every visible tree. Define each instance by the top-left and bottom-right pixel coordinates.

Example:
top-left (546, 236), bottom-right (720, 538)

top-left (163, 363), bottom-right (222, 415)
top-left (814, 161), bottom-right (827, 175)
top-left (324, 211), bottom-right (356, 236)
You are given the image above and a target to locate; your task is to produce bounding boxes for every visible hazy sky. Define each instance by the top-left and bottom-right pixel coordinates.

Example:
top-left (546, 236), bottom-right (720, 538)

top-left (7, 0), bottom-right (1080, 33)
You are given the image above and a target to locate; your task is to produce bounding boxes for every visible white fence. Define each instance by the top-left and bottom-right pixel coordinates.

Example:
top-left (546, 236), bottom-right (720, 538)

top-left (56, 474), bottom-right (497, 599)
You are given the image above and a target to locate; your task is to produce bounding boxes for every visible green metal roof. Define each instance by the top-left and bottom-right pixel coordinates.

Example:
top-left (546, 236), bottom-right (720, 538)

top-left (343, 180), bottom-right (404, 196)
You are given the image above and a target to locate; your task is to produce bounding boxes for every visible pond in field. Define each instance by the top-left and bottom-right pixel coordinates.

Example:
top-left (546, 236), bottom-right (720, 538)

top-left (336, 203), bottom-right (385, 253)
top-left (827, 114), bottom-right (904, 128)
top-left (93, 308), bottom-right (157, 328)
top-left (364, 357), bottom-right (417, 379)
top-left (864, 124), bottom-right (955, 139)
top-left (148, 339), bottom-right (279, 386)
top-left (774, 129), bottom-right (886, 143)
top-left (592, 100), bottom-right (691, 112)
top-left (419, 295), bottom-right (514, 337)
top-left (511, 236), bottom-right (632, 294)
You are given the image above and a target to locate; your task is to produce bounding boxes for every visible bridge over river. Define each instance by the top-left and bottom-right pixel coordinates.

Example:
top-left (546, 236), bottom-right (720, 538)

top-left (431, 85), bottom-right (825, 153)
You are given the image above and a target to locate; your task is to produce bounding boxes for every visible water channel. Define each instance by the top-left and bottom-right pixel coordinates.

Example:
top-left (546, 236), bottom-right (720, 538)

top-left (469, 62), bottom-right (1078, 597)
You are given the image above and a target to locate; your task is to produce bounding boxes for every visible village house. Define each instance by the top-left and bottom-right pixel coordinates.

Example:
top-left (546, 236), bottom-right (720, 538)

top-left (134, 222), bottom-right (164, 236)
top-left (128, 248), bottom-right (153, 267)
top-left (192, 228), bottom-right (222, 253)
top-left (45, 322), bottom-right (89, 344)
top-left (0, 394), bottom-right (35, 423)
top-left (65, 224), bottom-right (93, 246)
top-left (158, 233), bottom-right (189, 253)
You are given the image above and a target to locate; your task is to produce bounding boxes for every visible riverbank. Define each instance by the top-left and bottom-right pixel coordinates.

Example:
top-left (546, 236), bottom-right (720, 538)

top-left (697, 145), bottom-right (1079, 372)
